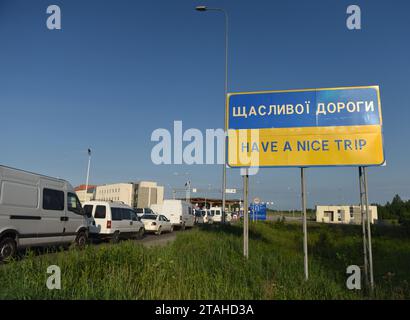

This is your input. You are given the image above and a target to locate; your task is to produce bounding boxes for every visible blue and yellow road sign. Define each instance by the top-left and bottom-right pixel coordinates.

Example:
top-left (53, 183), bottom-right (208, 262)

top-left (227, 86), bottom-right (384, 167)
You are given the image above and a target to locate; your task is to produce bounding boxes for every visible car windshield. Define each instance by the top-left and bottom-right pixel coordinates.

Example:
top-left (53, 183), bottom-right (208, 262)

top-left (141, 214), bottom-right (157, 220)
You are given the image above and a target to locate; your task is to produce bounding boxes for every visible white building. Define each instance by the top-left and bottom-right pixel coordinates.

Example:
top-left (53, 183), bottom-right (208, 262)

top-left (75, 185), bottom-right (96, 203)
top-left (316, 205), bottom-right (378, 224)
top-left (91, 181), bottom-right (164, 209)
top-left (95, 183), bottom-right (134, 205)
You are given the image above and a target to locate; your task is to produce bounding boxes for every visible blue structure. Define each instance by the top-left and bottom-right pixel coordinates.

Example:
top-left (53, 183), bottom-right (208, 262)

top-left (249, 203), bottom-right (267, 221)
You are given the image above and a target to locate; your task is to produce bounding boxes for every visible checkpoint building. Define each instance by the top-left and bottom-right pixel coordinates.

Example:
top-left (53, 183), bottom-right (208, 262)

top-left (316, 205), bottom-right (378, 225)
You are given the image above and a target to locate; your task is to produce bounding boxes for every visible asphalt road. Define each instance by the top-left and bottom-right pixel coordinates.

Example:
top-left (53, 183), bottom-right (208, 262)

top-left (88, 227), bottom-right (192, 249)
top-left (138, 228), bottom-right (188, 247)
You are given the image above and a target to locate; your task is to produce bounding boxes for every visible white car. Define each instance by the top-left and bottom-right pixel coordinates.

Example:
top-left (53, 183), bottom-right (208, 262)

top-left (0, 165), bottom-right (89, 261)
top-left (83, 201), bottom-right (145, 243)
top-left (140, 214), bottom-right (173, 235)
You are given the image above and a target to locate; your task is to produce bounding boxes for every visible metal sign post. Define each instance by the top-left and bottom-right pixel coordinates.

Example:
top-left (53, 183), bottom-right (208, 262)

top-left (359, 167), bottom-right (369, 289)
top-left (243, 169), bottom-right (249, 259)
top-left (363, 167), bottom-right (375, 292)
top-left (301, 168), bottom-right (309, 281)
top-left (359, 166), bottom-right (375, 293)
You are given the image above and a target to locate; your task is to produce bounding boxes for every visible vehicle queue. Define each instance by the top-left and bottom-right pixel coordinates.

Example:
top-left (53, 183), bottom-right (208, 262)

top-left (0, 165), bottom-right (233, 261)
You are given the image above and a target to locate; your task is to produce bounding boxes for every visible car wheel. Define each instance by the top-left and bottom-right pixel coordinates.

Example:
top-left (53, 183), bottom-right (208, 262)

top-left (75, 231), bottom-right (88, 249)
top-left (136, 228), bottom-right (145, 239)
top-left (111, 231), bottom-right (120, 244)
top-left (156, 227), bottom-right (162, 236)
top-left (0, 237), bottom-right (17, 262)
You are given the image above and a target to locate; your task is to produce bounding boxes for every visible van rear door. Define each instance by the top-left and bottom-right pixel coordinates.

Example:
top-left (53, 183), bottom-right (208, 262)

top-left (0, 179), bottom-right (42, 244)
top-left (93, 205), bottom-right (108, 233)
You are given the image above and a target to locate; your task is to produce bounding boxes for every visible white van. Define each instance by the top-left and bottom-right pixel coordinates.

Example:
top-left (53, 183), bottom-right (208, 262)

top-left (151, 200), bottom-right (195, 230)
top-left (203, 209), bottom-right (214, 224)
top-left (83, 201), bottom-right (145, 242)
top-left (211, 206), bottom-right (222, 223)
top-left (0, 165), bottom-right (89, 261)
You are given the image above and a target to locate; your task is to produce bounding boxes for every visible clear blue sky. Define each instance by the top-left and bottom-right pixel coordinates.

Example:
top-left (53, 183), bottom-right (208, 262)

top-left (0, 0), bottom-right (409, 209)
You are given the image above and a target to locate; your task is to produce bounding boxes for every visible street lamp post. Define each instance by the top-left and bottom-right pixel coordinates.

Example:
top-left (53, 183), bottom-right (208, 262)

top-left (196, 5), bottom-right (229, 223)
top-left (84, 148), bottom-right (92, 202)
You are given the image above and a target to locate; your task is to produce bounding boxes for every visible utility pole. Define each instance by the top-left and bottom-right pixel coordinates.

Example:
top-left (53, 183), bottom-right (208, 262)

top-left (195, 6), bottom-right (229, 224)
top-left (84, 148), bottom-right (92, 202)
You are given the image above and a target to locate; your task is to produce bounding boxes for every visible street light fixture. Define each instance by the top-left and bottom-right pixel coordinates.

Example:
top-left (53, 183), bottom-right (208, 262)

top-left (195, 5), bottom-right (229, 223)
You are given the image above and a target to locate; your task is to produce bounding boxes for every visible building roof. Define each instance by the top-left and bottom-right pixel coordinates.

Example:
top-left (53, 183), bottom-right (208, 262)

top-left (74, 184), bottom-right (97, 191)
top-left (183, 197), bottom-right (240, 206)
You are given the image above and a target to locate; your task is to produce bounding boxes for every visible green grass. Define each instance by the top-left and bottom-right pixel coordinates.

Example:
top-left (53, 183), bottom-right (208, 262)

top-left (0, 221), bottom-right (409, 299)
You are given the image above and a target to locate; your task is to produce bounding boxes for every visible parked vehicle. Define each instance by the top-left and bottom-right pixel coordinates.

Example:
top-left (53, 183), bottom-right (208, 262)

top-left (203, 209), bottom-right (214, 224)
top-left (211, 206), bottom-right (223, 223)
top-left (194, 209), bottom-right (204, 224)
top-left (135, 207), bottom-right (154, 218)
top-left (140, 214), bottom-right (173, 235)
top-left (83, 201), bottom-right (144, 243)
top-left (0, 165), bottom-right (89, 261)
top-left (225, 212), bottom-right (233, 223)
top-left (151, 200), bottom-right (195, 230)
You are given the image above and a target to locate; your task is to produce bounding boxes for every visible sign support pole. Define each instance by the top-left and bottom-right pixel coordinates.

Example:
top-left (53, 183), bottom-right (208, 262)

top-left (359, 167), bottom-right (375, 293)
top-left (301, 168), bottom-right (309, 280)
top-left (359, 167), bottom-right (369, 289)
top-left (243, 169), bottom-right (249, 259)
top-left (363, 167), bottom-right (375, 292)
